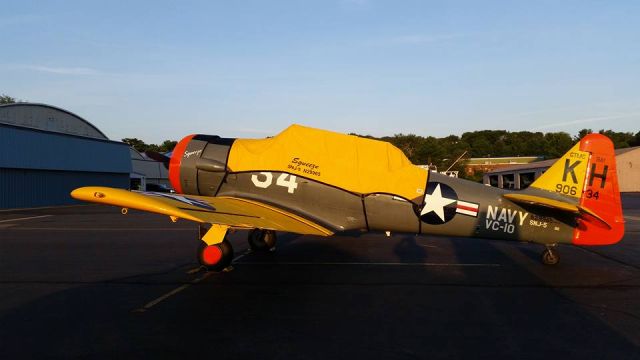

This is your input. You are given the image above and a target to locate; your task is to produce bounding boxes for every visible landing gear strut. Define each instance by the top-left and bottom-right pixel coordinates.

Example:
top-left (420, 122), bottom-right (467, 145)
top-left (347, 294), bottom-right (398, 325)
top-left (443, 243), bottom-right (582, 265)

top-left (248, 229), bottom-right (277, 252)
top-left (197, 224), bottom-right (234, 271)
top-left (541, 245), bottom-right (559, 265)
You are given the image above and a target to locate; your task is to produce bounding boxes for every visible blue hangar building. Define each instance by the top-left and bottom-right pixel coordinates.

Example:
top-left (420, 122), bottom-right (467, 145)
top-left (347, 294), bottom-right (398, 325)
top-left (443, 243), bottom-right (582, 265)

top-left (0, 103), bottom-right (131, 209)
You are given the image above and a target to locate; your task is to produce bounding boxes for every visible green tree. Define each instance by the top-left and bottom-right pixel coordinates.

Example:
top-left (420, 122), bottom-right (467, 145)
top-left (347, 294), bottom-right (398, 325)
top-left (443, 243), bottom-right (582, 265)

top-left (122, 138), bottom-right (149, 152)
top-left (466, 136), bottom-right (493, 157)
top-left (575, 129), bottom-right (593, 141)
top-left (0, 94), bottom-right (16, 104)
top-left (122, 138), bottom-right (177, 153)
top-left (383, 134), bottom-right (424, 163)
top-left (416, 136), bottom-right (445, 166)
top-left (461, 130), bottom-right (509, 157)
top-left (543, 132), bottom-right (574, 158)
top-left (631, 131), bottom-right (640, 147)
top-left (159, 140), bottom-right (178, 153)
top-left (598, 129), bottom-right (635, 149)
top-left (513, 131), bottom-right (546, 156)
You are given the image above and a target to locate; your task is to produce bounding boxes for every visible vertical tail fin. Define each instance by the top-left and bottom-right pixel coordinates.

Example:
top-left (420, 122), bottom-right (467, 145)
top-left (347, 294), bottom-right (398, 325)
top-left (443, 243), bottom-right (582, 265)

top-left (530, 133), bottom-right (624, 245)
top-left (573, 134), bottom-right (624, 244)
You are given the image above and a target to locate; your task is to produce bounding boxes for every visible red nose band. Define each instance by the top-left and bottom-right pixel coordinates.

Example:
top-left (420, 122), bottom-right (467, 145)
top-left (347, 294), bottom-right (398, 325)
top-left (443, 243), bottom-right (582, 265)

top-left (169, 134), bottom-right (196, 194)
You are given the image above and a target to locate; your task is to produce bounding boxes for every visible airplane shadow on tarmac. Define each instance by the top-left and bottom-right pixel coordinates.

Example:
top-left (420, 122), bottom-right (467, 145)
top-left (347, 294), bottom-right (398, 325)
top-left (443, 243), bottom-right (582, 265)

top-left (393, 235), bottom-right (427, 263)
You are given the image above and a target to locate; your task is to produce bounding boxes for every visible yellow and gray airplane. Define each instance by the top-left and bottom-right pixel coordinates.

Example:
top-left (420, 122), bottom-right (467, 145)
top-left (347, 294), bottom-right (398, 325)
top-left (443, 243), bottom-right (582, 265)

top-left (71, 125), bottom-right (625, 270)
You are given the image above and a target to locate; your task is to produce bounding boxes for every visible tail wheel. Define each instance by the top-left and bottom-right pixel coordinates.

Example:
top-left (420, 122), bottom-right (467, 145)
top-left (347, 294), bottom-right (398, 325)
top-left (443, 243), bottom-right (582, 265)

top-left (248, 229), bottom-right (277, 251)
top-left (198, 239), bottom-right (234, 271)
top-left (541, 247), bottom-right (559, 265)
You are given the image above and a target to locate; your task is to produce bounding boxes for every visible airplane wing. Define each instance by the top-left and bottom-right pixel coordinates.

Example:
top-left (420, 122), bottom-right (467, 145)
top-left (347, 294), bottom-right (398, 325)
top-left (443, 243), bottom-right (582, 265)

top-left (70, 186), bottom-right (333, 236)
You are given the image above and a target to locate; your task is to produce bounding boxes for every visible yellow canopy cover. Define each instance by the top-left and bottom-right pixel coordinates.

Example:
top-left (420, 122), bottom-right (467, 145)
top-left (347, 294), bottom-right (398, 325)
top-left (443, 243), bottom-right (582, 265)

top-left (227, 124), bottom-right (428, 201)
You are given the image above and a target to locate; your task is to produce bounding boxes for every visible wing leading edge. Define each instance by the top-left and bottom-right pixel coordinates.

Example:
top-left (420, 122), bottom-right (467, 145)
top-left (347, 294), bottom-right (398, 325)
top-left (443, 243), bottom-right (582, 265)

top-left (70, 186), bottom-right (333, 236)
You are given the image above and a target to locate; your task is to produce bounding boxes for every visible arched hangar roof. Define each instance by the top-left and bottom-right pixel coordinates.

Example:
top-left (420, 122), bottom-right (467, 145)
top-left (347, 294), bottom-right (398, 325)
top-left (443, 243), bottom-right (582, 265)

top-left (0, 103), bottom-right (108, 140)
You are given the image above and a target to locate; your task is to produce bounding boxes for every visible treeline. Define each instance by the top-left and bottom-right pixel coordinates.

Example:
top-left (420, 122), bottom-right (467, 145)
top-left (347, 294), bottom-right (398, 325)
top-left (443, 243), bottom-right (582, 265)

top-left (123, 128), bottom-right (639, 166)
top-left (355, 129), bottom-right (640, 180)
top-left (122, 138), bottom-right (178, 153)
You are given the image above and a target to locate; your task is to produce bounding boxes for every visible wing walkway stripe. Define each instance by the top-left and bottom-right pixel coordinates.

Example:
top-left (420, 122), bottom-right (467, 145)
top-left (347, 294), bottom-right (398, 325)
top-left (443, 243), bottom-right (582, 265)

top-left (176, 207), bottom-right (260, 218)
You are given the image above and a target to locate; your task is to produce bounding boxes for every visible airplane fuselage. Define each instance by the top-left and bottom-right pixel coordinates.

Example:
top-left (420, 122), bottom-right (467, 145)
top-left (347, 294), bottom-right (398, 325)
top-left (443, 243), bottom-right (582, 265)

top-left (172, 135), bottom-right (576, 245)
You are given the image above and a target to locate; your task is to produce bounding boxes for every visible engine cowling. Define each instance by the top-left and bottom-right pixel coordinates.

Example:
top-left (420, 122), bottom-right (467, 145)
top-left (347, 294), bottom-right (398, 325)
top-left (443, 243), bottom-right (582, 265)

top-left (169, 134), bottom-right (235, 195)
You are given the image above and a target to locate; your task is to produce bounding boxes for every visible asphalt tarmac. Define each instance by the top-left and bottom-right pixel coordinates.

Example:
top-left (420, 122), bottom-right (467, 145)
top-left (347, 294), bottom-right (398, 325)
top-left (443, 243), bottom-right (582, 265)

top-left (1, 194), bottom-right (639, 359)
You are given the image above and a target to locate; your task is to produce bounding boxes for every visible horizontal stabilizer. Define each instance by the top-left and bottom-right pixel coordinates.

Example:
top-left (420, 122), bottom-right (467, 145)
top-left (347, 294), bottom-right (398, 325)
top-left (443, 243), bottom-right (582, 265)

top-left (503, 193), bottom-right (611, 229)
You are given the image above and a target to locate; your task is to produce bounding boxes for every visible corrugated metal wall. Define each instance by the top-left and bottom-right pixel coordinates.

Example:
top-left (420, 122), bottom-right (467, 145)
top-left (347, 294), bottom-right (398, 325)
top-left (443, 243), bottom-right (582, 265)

top-left (0, 124), bottom-right (131, 173)
top-left (132, 159), bottom-right (169, 182)
top-left (0, 168), bottom-right (128, 208)
top-left (0, 123), bottom-right (132, 209)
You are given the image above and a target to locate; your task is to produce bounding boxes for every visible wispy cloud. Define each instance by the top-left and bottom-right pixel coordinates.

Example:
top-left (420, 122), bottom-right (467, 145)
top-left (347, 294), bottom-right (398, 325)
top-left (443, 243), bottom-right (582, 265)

top-left (391, 33), bottom-right (463, 45)
top-left (12, 65), bottom-right (102, 75)
top-left (532, 112), bottom-right (640, 130)
top-left (512, 105), bottom-right (584, 118)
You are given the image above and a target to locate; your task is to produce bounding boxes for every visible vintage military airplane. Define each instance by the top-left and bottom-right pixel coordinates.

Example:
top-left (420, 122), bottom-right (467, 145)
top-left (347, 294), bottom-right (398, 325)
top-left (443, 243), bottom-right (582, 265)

top-left (71, 124), bottom-right (624, 270)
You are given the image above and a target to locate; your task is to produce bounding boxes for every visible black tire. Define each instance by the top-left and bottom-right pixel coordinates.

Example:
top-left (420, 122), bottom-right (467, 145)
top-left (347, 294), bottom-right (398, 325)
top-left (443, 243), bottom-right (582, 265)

top-left (248, 229), bottom-right (277, 251)
top-left (541, 248), bottom-right (559, 265)
top-left (197, 239), bottom-right (234, 271)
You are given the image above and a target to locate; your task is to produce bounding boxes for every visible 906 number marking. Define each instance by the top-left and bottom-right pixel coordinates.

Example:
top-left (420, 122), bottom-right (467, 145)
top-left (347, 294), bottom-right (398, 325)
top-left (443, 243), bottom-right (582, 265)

top-left (555, 183), bottom-right (577, 196)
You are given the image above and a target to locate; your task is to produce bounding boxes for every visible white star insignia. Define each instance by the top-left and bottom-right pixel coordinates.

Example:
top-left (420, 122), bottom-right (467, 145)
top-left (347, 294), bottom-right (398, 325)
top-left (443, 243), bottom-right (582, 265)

top-left (420, 184), bottom-right (456, 221)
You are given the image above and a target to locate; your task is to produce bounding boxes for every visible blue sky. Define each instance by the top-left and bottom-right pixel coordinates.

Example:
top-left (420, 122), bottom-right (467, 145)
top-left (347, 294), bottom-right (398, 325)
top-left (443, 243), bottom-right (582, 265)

top-left (1, 0), bottom-right (639, 143)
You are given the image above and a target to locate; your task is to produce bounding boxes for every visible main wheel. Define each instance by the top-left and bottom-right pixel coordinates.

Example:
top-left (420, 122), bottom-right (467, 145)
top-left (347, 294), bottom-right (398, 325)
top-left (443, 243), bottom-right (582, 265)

top-left (248, 229), bottom-right (277, 251)
top-left (197, 239), bottom-right (234, 271)
top-left (541, 247), bottom-right (559, 265)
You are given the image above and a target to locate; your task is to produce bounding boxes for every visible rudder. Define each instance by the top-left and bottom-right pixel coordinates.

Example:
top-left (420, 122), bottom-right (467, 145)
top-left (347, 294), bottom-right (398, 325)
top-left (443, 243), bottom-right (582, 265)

top-left (573, 133), bottom-right (624, 245)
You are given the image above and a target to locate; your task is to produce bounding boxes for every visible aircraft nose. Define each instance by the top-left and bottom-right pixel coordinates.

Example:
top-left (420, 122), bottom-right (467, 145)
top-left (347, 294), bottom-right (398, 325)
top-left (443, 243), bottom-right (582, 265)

top-left (169, 134), bottom-right (235, 196)
top-left (169, 134), bottom-right (197, 194)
